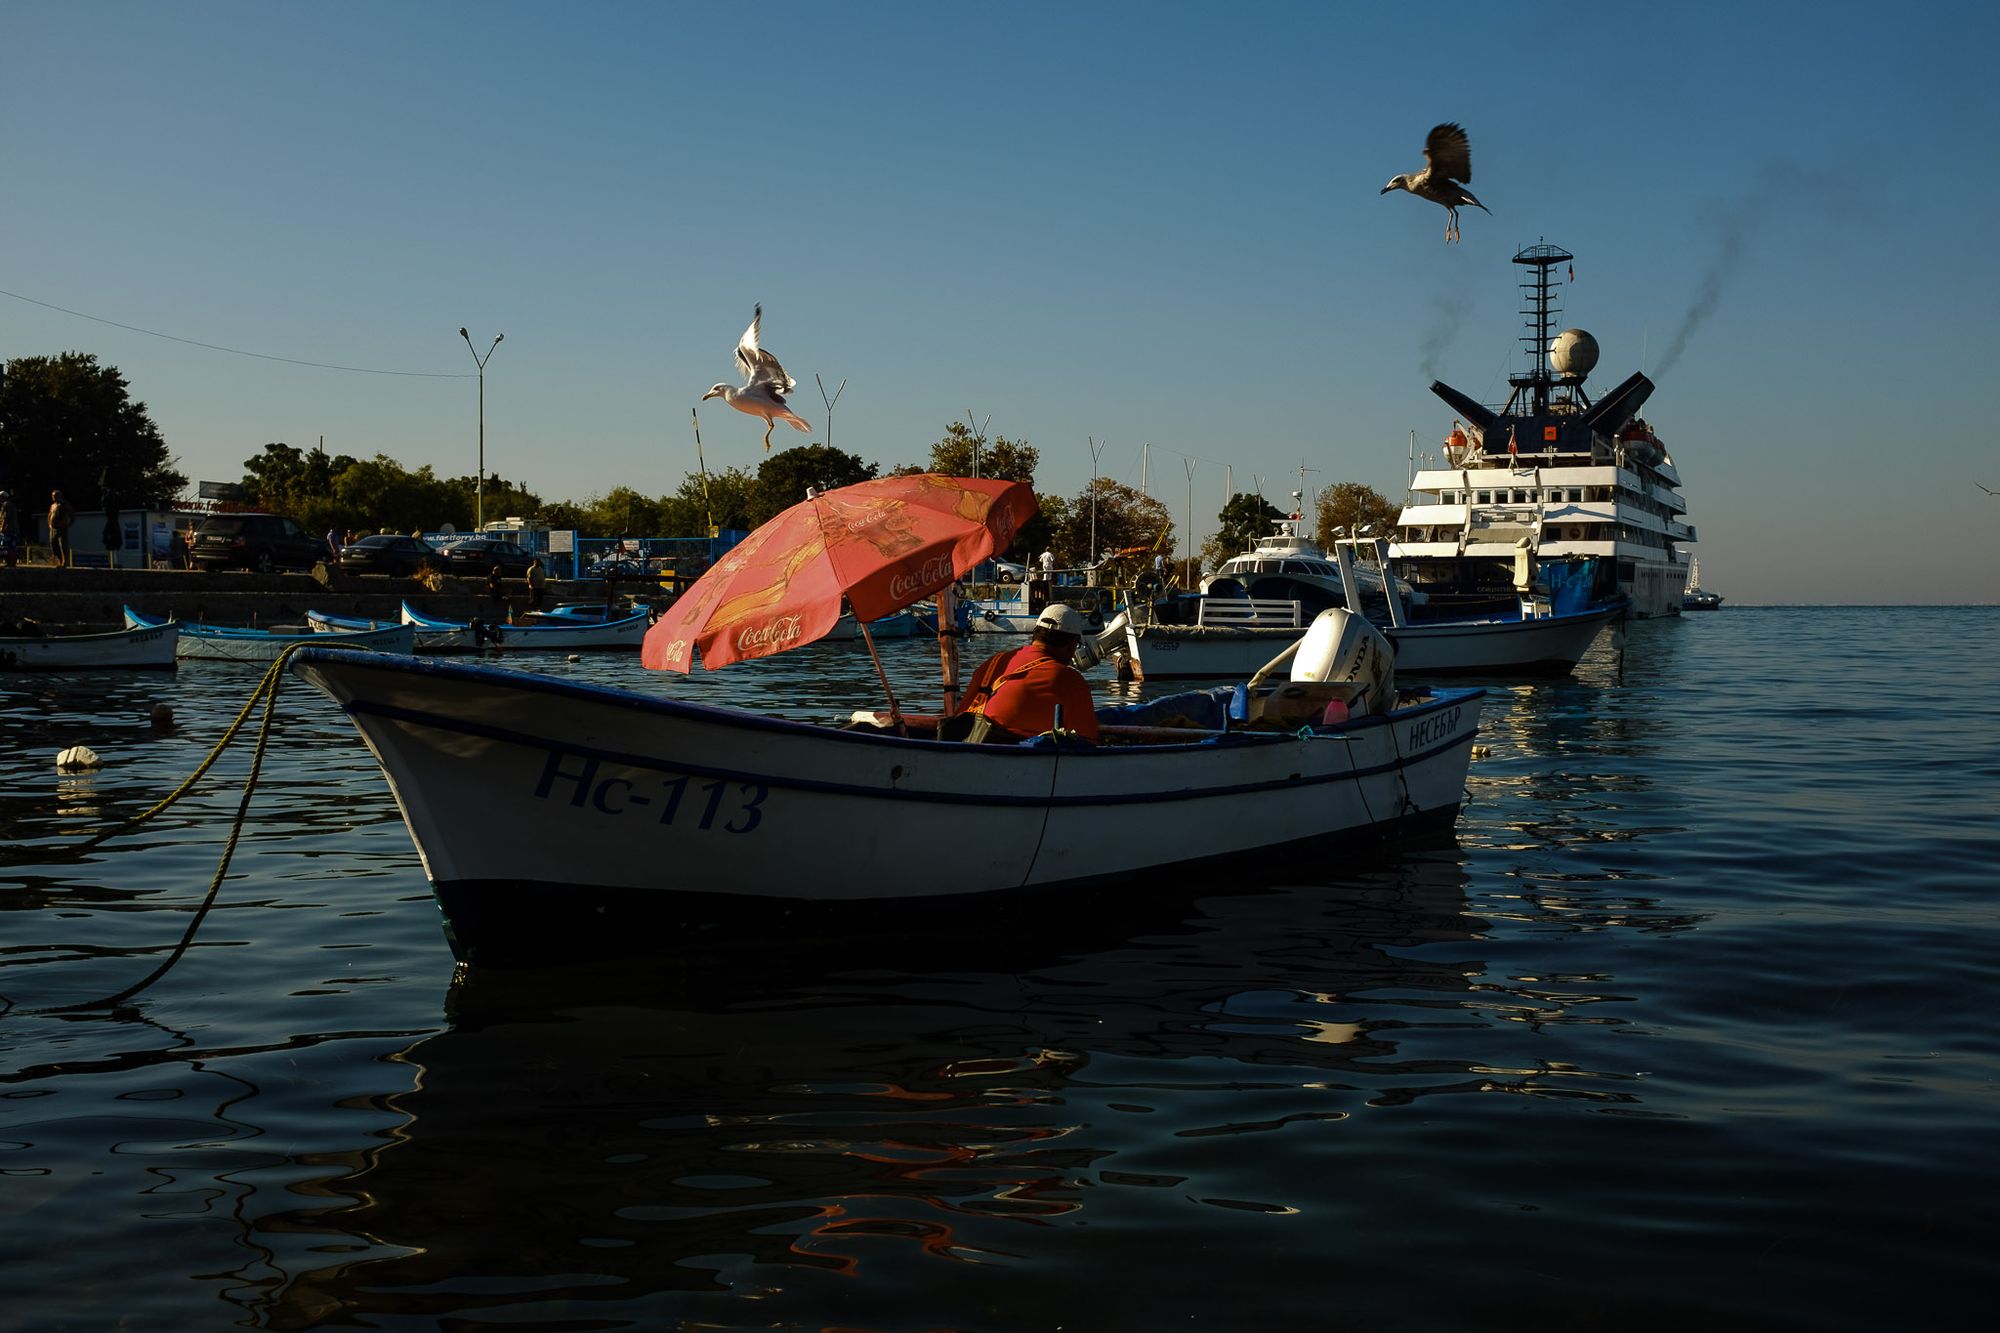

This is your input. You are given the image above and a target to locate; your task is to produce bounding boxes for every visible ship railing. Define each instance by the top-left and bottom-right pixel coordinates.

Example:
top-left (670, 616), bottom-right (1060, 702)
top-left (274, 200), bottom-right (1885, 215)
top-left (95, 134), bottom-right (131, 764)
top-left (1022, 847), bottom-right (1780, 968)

top-left (1195, 597), bottom-right (1304, 629)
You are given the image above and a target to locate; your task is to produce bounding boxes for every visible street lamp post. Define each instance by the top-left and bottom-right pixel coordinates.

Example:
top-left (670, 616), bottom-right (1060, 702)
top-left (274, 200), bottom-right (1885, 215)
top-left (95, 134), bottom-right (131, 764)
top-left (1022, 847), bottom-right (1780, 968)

top-left (460, 328), bottom-right (504, 531)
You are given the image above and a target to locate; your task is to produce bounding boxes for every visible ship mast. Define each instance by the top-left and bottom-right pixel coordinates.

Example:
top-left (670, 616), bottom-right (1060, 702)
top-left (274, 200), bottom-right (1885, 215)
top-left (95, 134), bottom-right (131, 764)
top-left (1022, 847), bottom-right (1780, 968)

top-left (1507, 242), bottom-right (1572, 416)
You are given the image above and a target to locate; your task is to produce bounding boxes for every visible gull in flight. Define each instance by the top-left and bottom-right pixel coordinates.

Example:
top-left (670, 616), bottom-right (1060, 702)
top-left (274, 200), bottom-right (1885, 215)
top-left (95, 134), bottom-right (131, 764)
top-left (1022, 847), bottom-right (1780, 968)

top-left (703, 304), bottom-right (811, 450)
top-left (1382, 122), bottom-right (1491, 243)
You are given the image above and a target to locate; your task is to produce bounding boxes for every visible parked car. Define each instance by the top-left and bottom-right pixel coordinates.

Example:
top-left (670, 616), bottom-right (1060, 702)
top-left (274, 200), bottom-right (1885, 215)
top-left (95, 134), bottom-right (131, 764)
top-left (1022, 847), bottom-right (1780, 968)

top-left (190, 513), bottom-right (326, 573)
top-left (439, 537), bottom-right (537, 577)
top-left (973, 557), bottom-right (1027, 583)
top-left (338, 534), bottom-right (438, 578)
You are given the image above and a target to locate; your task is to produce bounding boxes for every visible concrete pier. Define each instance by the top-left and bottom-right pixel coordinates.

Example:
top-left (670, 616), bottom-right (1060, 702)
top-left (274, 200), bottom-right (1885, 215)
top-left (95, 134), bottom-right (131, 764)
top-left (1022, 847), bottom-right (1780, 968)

top-left (0, 565), bottom-right (639, 632)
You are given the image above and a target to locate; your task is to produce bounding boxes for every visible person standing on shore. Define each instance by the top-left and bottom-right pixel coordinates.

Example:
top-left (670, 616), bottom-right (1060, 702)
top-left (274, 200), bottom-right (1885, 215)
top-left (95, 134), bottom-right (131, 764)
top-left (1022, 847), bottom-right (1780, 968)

top-left (47, 490), bottom-right (73, 567)
top-left (0, 490), bottom-right (20, 568)
top-left (526, 555), bottom-right (546, 611)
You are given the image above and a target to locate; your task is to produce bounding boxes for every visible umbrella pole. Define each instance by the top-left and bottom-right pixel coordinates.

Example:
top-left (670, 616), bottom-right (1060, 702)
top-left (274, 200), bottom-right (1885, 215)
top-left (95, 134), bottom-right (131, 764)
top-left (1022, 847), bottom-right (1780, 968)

top-left (937, 583), bottom-right (960, 714)
top-left (858, 622), bottom-right (903, 726)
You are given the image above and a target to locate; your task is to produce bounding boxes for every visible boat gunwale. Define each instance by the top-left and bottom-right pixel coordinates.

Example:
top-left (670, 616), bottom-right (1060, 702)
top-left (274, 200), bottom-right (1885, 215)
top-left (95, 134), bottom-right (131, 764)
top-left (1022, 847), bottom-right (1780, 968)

top-left (290, 644), bottom-right (1483, 765)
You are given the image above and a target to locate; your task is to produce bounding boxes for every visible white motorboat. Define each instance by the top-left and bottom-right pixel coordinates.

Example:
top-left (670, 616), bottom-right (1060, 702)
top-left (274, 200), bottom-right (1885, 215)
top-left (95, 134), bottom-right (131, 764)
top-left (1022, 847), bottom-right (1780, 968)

top-left (290, 612), bottom-right (1483, 963)
top-left (401, 602), bottom-right (648, 651)
top-left (124, 607), bottom-right (413, 662)
top-left (1122, 540), bottom-right (1622, 679)
top-left (1201, 515), bottom-right (1417, 615)
top-left (1392, 242), bottom-right (1697, 619)
top-left (1682, 559), bottom-right (1724, 610)
top-left (0, 620), bottom-right (180, 671)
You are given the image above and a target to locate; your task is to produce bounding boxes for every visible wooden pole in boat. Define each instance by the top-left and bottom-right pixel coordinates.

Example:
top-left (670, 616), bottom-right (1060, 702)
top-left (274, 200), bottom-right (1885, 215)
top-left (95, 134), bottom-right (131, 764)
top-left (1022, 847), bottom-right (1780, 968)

top-left (937, 581), bottom-right (960, 715)
top-left (857, 621), bottom-right (903, 726)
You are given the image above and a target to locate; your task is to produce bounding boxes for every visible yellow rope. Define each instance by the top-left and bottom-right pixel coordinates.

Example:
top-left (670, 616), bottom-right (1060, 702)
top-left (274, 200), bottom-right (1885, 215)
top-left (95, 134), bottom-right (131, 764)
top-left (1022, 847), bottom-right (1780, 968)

top-left (7, 644), bottom-right (307, 1014)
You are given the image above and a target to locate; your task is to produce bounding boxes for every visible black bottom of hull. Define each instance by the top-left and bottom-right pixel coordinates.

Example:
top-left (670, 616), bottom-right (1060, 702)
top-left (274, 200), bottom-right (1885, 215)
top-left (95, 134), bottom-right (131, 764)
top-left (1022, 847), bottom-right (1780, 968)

top-left (430, 803), bottom-right (1463, 966)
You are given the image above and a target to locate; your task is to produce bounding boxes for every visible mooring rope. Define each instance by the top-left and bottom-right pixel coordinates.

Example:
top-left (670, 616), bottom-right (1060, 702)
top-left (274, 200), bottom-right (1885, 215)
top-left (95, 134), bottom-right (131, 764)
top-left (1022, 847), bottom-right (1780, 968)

top-left (2, 645), bottom-right (305, 1017)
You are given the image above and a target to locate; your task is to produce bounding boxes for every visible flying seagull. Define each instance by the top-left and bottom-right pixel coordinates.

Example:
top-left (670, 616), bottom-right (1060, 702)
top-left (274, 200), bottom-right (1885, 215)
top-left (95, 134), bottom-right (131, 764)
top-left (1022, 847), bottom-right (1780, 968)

top-left (703, 304), bottom-right (811, 450)
top-left (1382, 122), bottom-right (1491, 243)
top-left (1980, 483), bottom-right (1998, 495)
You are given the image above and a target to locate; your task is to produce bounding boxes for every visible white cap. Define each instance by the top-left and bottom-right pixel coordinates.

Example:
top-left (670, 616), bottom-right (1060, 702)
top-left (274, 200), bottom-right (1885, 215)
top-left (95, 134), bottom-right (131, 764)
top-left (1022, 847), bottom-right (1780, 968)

top-left (1036, 603), bottom-right (1087, 635)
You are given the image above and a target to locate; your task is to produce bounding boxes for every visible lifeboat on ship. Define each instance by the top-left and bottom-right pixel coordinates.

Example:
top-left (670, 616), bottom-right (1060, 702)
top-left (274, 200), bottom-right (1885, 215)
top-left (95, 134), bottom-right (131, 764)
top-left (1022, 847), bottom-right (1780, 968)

top-left (1619, 419), bottom-right (1665, 465)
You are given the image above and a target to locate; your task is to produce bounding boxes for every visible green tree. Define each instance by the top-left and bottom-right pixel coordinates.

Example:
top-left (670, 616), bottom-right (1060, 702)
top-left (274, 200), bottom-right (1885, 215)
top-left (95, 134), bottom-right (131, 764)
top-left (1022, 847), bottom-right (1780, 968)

top-left (326, 456), bottom-right (459, 536)
top-left (748, 444), bottom-right (879, 528)
top-left (920, 421), bottom-right (1040, 483)
top-left (1314, 482), bottom-right (1401, 546)
top-left (657, 465), bottom-right (756, 535)
top-left (1202, 491), bottom-right (1287, 570)
top-left (240, 441), bottom-right (359, 513)
top-left (0, 352), bottom-right (187, 508)
top-left (1053, 477), bottom-right (1173, 571)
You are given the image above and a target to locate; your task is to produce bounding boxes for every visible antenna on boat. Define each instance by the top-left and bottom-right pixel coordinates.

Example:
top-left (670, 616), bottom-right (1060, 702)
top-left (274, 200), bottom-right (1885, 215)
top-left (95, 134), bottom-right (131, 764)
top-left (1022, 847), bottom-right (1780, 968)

top-left (691, 409), bottom-right (716, 538)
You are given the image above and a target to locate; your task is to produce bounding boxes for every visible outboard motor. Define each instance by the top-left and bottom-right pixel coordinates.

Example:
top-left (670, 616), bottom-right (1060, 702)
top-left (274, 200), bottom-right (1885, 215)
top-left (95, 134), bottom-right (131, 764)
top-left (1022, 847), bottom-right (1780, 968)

top-left (1289, 607), bottom-right (1395, 715)
top-left (1071, 608), bottom-right (1131, 671)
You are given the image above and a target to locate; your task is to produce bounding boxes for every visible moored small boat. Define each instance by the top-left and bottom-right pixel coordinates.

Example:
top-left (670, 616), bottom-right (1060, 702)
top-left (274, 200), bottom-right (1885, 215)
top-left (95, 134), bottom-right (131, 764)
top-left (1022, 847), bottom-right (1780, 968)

top-left (308, 608), bottom-right (472, 653)
top-left (0, 620), bottom-right (180, 671)
top-left (401, 601), bottom-right (647, 651)
top-left (291, 642), bottom-right (1483, 963)
top-left (818, 609), bottom-right (919, 641)
top-left (1122, 539), bottom-right (1623, 679)
top-left (124, 607), bottom-right (414, 661)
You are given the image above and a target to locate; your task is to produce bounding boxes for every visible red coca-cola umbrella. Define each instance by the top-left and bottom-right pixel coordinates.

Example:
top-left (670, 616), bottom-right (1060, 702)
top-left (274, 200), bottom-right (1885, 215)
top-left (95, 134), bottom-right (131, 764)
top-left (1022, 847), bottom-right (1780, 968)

top-left (643, 475), bottom-right (1035, 702)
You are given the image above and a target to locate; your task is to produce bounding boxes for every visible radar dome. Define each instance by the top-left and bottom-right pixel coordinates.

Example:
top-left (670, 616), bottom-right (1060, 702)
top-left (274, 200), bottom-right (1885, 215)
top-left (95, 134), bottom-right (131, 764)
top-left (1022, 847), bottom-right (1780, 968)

top-left (1549, 328), bottom-right (1599, 380)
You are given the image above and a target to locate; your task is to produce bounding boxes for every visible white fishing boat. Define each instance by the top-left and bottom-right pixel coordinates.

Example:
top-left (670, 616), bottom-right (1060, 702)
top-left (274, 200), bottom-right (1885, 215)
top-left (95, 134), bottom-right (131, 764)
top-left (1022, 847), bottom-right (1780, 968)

top-left (1122, 539), bottom-right (1622, 679)
top-left (1682, 559), bottom-right (1724, 611)
top-left (401, 601), bottom-right (648, 651)
top-left (0, 620), bottom-right (180, 671)
top-left (965, 579), bottom-right (1116, 634)
top-left (308, 609), bottom-right (472, 653)
top-left (290, 626), bottom-right (1483, 963)
top-left (518, 600), bottom-right (654, 627)
top-left (1392, 242), bottom-right (1697, 619)
top-left (124, 607), bottom-right (413, 661)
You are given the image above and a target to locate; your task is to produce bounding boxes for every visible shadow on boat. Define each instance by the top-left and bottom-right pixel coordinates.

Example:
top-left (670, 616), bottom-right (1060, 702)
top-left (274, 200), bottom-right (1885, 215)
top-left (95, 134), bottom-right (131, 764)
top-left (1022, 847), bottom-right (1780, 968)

top-left (251, 845), bottom-right (1559, 1328)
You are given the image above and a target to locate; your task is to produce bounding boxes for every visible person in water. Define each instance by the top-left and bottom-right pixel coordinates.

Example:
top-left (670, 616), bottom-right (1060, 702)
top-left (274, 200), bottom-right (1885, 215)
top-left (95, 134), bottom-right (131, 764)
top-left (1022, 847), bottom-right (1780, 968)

top-left (954, 603), bottom-right (1100, 742)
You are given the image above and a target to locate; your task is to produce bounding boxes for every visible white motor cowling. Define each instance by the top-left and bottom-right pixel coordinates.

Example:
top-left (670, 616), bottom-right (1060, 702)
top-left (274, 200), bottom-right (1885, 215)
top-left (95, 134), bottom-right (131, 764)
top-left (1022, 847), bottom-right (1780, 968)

top-left (1070, 608), bottom-right (1131, 671)
top-left (1289, 608), bottom-right (1395, 715)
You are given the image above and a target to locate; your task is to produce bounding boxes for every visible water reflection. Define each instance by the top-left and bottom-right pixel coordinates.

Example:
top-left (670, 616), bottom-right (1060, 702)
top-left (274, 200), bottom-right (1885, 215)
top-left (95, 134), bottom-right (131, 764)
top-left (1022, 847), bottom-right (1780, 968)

top-left (245, 850), bottom-right (1638, 1327)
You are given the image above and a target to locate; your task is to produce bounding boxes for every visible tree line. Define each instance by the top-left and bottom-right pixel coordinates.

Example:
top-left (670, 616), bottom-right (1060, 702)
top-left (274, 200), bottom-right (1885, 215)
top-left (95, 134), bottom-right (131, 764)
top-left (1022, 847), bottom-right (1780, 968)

top-left (1, 351), bottom-right (1398, 571)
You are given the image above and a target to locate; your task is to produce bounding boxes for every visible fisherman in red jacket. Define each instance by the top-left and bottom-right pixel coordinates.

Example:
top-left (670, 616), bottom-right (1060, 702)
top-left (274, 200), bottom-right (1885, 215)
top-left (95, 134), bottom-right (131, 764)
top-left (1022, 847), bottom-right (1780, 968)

top-left (956, 603), bottom-right (1100, 742)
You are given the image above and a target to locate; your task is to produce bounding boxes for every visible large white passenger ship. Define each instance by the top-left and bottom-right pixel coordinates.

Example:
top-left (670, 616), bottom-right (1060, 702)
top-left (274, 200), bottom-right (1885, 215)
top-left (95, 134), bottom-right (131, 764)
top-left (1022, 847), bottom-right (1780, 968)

top-left (1391, 243), bottom-right (1693, 619)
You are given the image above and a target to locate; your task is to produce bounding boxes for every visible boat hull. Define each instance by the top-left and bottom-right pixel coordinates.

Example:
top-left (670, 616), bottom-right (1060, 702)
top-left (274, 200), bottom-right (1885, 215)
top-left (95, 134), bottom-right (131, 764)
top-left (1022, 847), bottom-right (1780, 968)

top-left (125, 609), bottom-right (414, 660)
top-left (401, 602), bottom-right (648, 651)
top-left (0, 622), bottom-right (180, 670)
top-left (290, 647), bottom-right (1482, 963)
top-left (1126, 603), bottom-right (1622, 679)
top-left (309, 610), bottom-right (470, 652)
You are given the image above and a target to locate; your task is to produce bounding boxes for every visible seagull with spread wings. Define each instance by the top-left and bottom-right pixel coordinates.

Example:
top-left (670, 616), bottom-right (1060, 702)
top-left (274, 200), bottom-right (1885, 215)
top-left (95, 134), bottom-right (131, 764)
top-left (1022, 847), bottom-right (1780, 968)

top-left (1382, 123), bottom-right (1491, 243)
top-left (702, 305), bottom-right (811, 449)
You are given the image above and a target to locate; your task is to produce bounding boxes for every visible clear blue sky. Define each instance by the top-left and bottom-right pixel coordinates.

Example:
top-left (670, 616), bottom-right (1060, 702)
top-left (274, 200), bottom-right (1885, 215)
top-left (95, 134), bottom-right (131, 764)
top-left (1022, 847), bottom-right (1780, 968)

top-left (5, 0), bottom-right (1996, 603)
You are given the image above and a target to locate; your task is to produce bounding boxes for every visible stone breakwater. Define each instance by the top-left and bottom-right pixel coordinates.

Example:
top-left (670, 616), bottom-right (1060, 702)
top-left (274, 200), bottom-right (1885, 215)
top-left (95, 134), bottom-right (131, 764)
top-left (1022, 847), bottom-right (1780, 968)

top-left (0, 566), bottom-right (620, 631)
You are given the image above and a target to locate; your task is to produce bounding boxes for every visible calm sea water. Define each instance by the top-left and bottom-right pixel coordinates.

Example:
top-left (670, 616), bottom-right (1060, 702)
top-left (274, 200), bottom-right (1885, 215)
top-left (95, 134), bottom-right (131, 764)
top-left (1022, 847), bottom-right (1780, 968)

top-left (3, 607), bottom-right (1997, 1331)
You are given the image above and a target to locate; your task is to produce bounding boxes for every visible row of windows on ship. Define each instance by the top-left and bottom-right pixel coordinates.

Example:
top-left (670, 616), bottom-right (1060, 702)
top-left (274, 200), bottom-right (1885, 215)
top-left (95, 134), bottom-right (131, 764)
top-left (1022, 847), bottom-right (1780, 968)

top-left (1401, 522), bottom-right (1673, 550)
top-left (1435, 485), bottom-right (1616, 505)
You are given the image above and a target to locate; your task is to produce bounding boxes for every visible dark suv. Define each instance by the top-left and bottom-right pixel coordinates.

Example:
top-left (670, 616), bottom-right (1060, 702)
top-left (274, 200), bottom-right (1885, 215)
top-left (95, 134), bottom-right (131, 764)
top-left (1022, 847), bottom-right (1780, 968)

top-left (439, 537), bottom-right (537, 577)
top-left (190, 514), bottom-right (327, 572)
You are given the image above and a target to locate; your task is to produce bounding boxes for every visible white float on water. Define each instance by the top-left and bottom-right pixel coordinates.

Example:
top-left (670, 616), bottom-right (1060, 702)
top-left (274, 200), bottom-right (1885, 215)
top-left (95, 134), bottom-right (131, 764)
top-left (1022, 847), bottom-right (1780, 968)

top-left (57, 745), bottom-right (103, 771)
